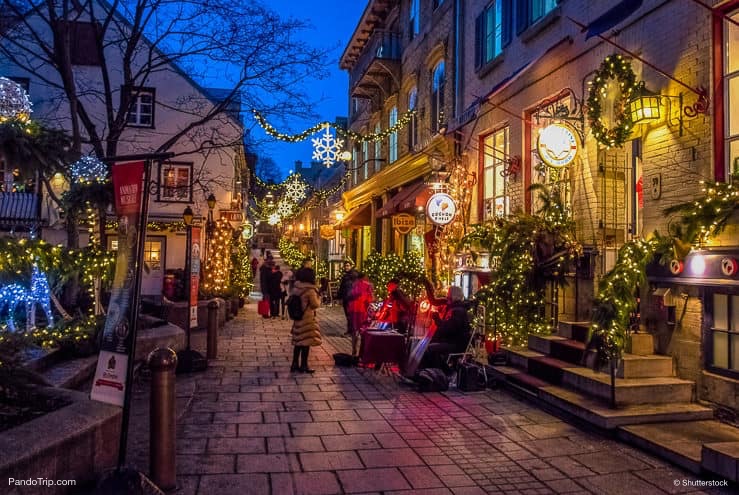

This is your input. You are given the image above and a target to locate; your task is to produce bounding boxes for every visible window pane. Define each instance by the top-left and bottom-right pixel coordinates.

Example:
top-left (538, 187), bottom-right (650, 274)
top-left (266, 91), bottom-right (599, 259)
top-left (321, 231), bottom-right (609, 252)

top-left (728, 75), bottom-right (739, 137)
top-left (484, 167), bottom-right (494, 200)
top-left (732, 334), bottom-right (739, 370)
top-left (726, 11), bottom-right (739, 74)
top-left (732, 296), bottom-right (739, 331)
top-left (713, 331), bottom-right (729, 368)
top-left (494, 196), bottom-right (507, 217)
top-left (715, 293), bottom-right (728, 330)
top-left (494, 164), bottom-right (505, 196)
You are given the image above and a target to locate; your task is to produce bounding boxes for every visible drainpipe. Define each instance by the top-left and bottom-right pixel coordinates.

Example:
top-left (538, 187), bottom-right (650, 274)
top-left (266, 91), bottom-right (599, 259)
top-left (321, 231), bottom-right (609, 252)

top-left (454, 0), bottom-right (463, 119)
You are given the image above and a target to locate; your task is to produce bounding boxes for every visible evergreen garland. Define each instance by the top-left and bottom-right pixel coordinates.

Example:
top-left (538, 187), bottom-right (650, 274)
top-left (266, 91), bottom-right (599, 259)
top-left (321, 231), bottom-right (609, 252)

top-left (586, 54), bottom-right (638, 148)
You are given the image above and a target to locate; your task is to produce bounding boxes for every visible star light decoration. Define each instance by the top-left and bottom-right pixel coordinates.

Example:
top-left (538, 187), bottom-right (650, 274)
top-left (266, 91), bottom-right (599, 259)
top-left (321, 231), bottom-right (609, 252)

top-left (276, 199), bottom-right (295, 219)
top-left (267, 213), bottom-right (281, 225)
top-left (312, 124), bottom-right (344, 167)
top-left (284, 175), bottom-right (307, 202)
top-left (70, 156), bottom-right (109, 184)
top-left (0, 76), bottom-right (32, 123)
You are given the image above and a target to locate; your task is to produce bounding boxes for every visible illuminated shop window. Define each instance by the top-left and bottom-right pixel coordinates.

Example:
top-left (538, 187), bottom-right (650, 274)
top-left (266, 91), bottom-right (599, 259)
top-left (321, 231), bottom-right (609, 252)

top-left (711, 293), bottom-right (739, 373)
top-left (483, 126), bottom-right (509, 219)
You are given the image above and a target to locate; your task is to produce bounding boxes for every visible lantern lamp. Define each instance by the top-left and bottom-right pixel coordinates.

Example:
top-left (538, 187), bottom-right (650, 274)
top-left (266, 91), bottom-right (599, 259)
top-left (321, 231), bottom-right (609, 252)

top-left (206, 193), bottom-right (216, 210)
top-left (629, 85), bottom-right (661, 124)
top-left (182, 206), bottom-right (194, 226)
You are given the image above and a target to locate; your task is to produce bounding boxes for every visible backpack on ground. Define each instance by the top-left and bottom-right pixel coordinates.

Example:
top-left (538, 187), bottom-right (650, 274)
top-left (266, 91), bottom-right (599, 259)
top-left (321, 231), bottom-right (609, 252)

top-left (416, 368), bottom-right (449, 392)
top-left (333, 353), bottom-right (359, 367)
top-left (286, 294), bottom-right (304, 320)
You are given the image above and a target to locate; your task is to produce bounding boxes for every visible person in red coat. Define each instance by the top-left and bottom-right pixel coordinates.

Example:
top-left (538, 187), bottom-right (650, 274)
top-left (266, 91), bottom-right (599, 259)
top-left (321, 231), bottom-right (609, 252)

top-left (347, 273), bottom-right (373, 356)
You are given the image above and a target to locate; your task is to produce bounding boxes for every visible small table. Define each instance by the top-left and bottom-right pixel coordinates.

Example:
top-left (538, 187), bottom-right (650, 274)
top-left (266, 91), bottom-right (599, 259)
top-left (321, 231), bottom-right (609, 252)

top-left (360, 331), bottom-right (406, 369)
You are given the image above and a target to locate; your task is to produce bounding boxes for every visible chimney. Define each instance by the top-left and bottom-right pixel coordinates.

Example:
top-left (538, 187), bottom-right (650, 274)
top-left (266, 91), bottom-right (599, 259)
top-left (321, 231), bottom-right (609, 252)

top-left (295, 160), bottom-right (303, 169)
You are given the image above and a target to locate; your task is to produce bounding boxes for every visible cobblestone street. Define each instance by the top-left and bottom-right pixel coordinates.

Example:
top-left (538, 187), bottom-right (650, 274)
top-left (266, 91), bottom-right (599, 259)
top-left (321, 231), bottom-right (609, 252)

top-left (147, 305), bottom-right (731, 495)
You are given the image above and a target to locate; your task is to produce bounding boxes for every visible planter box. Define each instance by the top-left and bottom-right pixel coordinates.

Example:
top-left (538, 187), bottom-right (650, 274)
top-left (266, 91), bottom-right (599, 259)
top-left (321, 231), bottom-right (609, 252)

top-left (163, 298), bottom-right (227, 331)
top-left (0, 388), bottom-right (121, 494)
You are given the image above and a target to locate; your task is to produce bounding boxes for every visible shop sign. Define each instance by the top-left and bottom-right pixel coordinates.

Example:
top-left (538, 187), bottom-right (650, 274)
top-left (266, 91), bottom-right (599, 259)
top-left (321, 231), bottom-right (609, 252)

top-left (537, 122), bottom-right (578, 168)
top-left (241, 222), bottom-right (254, 240)
top-left (392, 213), bottom-right (416, 234)
top-left (320, 224), bottom-right (335, 240)
top-left (426, 192), bottom-right (457, 226)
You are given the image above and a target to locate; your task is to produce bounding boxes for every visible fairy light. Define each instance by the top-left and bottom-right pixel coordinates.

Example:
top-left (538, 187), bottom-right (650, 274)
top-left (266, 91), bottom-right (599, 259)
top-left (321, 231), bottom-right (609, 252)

top-left (202, 217), bottom-right (233, 296)
top-left (0, 77), bottom-right (32, 123)
top-left (70, 155), bottom-right (108, 184)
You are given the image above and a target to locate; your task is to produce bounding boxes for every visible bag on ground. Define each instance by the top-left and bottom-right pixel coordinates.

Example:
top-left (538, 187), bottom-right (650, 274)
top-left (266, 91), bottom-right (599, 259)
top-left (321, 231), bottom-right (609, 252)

top-left (333, 353), bottom-right (359, 367)
top-left (286, 294), bottom-right (305, 320)
top-left (416, 368), bottom-right (449, 392)
top-left (258, 298), bottom-right (270, 318)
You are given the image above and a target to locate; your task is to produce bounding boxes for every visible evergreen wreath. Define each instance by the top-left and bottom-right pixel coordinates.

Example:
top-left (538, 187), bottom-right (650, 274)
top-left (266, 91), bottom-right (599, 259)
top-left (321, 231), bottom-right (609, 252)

top-left (587, 54), bottom-right (638, 148)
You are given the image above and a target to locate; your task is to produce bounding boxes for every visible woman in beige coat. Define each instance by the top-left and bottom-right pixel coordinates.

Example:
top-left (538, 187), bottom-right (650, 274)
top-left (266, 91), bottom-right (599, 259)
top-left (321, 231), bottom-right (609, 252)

top-left (290, 267), bottom-right (322, 373)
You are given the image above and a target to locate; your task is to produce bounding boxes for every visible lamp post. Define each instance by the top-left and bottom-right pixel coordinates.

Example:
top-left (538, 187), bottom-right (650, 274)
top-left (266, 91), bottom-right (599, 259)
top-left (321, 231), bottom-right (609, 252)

top-left (205, 193), bottom-right (216, 268)
top-left (177, 205), bottom-right (206, 373)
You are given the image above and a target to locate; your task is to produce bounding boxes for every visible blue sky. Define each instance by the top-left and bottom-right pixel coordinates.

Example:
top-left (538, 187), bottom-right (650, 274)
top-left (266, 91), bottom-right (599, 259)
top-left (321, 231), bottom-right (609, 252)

top-left (256, 1), bottom-right (366, 179)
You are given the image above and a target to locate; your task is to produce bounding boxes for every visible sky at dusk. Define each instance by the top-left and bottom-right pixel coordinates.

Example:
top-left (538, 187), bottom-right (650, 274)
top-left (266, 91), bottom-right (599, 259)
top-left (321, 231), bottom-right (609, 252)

top-left (253, 0), bottom-right (367, 179)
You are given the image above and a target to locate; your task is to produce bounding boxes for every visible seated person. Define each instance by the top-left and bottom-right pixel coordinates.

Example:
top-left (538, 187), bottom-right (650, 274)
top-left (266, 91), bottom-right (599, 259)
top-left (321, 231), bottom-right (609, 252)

top-left (420, 286), bottom-right (471, 371)
top-left (375, 278), bottom-right (412, 334)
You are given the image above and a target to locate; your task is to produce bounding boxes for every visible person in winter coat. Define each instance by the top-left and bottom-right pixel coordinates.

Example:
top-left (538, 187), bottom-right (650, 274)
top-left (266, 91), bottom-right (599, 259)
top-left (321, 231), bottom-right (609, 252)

top-left (280, 267), bottom-right (295, 319)
top-left (290, 267), bottom-right (322, 373)
top-left (267, 264), bottom-right (284, 318)
top-left (421, 286), bottom-right (471, 371)
top-left (376, 278), bottom-right (412, 333)
top-left (259, 259), bottom-right (274, 298)
top-left (337, 260), bottom-right (358, 335)
top-left (347, 273), bottom-right (373, 357)
top-left (250, 257), bottom-right (259, 279)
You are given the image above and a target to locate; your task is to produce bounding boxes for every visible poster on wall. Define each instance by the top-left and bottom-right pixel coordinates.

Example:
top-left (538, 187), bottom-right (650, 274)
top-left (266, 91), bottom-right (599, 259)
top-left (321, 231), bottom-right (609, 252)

top-left (91, 161), bottom-right (145, 407)
top-left (190, 227), bottom-right (201, 329)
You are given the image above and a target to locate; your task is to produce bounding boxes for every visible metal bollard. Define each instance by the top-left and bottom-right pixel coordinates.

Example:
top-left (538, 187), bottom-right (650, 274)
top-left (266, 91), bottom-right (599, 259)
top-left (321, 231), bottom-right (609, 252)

top-left (207, 300), bottom-right (219, 359)
top-left (147, 348), bottom-right (177, 491)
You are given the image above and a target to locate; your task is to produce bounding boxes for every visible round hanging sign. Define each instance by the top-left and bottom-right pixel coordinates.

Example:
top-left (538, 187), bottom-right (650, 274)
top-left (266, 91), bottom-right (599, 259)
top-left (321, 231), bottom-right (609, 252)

top-left (241, 222), bottom-right (254, 240)
top-left (721, 258), bottom-right (738, 277)
top-left (669, 259), bottom-right (684, 275)
top-left (537, 122), bottom-right (578, 168)
top-left (426, 192), bottom-right (457, 226)
top-left (319, 224), bottom-right (335, 240)
top-left (392, 213), bottom-right (416, 234)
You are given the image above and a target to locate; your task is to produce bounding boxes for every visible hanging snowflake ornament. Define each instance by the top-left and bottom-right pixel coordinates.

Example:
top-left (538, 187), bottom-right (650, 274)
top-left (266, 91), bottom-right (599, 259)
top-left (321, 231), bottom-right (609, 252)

top-left (267, 213), bottom-right (281, 225)
top-left (284, 175), bottom-right (307, 202)
top-left (276, 199), bottom-right (295, 218)
top-left (0, 77), bottom-right (32, 123)
top-left (311, 124), bottom-right (344, 167)
top-left (70, 155), bottom-right (108, 184)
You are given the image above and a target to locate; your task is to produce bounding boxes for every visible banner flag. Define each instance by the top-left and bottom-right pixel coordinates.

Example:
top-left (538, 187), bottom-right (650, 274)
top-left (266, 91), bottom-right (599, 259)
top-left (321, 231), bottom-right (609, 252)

top-left (190, 227), bottom-right (201, 328)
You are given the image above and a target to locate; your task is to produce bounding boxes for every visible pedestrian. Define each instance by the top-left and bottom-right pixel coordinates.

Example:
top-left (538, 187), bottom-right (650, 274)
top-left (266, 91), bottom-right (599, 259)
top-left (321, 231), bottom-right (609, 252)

top-left (280, 266), bottom-right (295, 319)
top-left (337, 259), bottom-right (358, 335)
top-left (347, 272), bottom-right (373, 357)
top-left (376, 278), bottom-right (412, 334)
top-left (267, 264), bottom-right (283, 318)
top-left (294, 257), bottom-right (314, 282)
top-left (259, 258), bottom-right (274, 299)
top-left (289, 267), bottom-right (321, 373)
top-left (421, 286), bottom-right (471, 371)
top-left (250, 256), bottom-right (259, 279)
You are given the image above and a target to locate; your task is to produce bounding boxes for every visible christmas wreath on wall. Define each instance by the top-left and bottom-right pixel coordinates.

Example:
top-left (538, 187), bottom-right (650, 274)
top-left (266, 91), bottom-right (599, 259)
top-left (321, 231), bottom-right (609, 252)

top-left (587, 54), bottom-right (639, 148)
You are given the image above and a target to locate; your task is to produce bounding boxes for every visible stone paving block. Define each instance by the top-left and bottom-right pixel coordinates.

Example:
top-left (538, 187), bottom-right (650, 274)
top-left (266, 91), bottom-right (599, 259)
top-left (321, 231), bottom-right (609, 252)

top-left (236, 453), bottom-right (298, 473)
top-left (207, 437), bottom-right (266, 454)
top-left (177, 454), bottom-right (235, 474)
top-left (399, 465), bottom-right (446, 489)
top-left (341, 420), bottom-right (395, 434)
top-left (197, 473), bottom-right (269, 495)
top-left (190, 400), bottom-right (239, 413)
top-left (181, 423), bottom-right (237, 438)
top-left (299, 450), bottom-right (364, 471)
top-left (284, 400), bottom-right (331, 411)
top-left (358, 448), bottom-right (424, 468)
top-left (578, 472), bottom-right (666, 495)
top-left (271, 471), bottom-right (342, 495)
top-left (218, 392), bottom-right (261, 402)
top-left (239, 401), bottom-right (286, 412)
top-left (544, 478), bottom-right (589, 493)
top-left (269, 436), bottom-right (325, 453)
top-left (572, 450), bottom-right (651, 474)
top-left (321, 433), bottom-right (381, 451)
top-left (212, 411), bottom-right (264, 423)
top-left (278, 411), bottom-right (314, 423)
top-left (237, 423), bottom-right (291, 437)
top-left (310, 409), bottom-right (361, 422)
top-left (337, 467), bottom-right (411, 493)
top-left (372, 432), bottom-right (409, 448)
top-left (291, 421), bottom-right (345, 436)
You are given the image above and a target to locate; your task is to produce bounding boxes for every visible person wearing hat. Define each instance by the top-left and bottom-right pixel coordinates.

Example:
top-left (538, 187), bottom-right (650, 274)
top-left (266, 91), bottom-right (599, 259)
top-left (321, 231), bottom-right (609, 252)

top-left (421, 285), bottom-right (471, 371)
top-left (337, 259), bottom-right (359, 336)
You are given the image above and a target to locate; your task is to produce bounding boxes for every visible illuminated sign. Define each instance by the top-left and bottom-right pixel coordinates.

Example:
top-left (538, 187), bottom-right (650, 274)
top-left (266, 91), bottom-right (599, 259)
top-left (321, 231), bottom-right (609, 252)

top-left (241, 222), bottom-right (254, 240)
top-left (392, 213), bottom-right (416, 234)
top-left (537, 122), bottom-right (578, 168)
top-left (426, 192), bottom-right (457, 226)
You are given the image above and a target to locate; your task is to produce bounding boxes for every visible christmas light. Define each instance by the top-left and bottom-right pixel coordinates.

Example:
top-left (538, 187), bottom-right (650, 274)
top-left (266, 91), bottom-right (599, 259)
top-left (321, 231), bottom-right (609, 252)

top-left (312, 124), bottom-right (344, 167)
top-left (0, 77), bottom-right (32, 123)
top-left (70, 155), bottom-right (109, 184)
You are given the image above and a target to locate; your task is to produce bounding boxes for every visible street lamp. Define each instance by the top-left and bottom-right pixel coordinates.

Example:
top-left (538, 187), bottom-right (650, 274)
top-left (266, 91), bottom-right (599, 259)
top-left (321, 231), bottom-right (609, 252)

top-left (177, 206), bottom-right (207, 373)
top-left (204, 193), bottom-right (216, 265)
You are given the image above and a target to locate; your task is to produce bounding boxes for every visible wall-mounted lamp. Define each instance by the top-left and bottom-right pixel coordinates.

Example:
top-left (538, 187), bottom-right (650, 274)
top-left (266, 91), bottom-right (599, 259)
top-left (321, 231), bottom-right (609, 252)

top-left (629, 82), bottom-right (709, 137)
top-left (629, 84), bottom-right (661, 125)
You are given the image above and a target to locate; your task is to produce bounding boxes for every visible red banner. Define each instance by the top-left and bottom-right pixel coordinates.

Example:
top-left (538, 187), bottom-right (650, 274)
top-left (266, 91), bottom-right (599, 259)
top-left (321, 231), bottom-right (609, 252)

top-left (190, 227), bottom-right (201, 329)
top-left (112, 161), bottom-right (145, 215)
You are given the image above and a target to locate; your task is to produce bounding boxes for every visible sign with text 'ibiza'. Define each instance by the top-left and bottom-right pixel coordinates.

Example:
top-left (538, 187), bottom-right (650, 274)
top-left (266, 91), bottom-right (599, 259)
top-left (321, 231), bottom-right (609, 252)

top-left (392, 213), bottom-right (416, 234)
top-left (537, 122), bottom-right (578, 168)
top-left (425, 192), bottom-right (456, 226)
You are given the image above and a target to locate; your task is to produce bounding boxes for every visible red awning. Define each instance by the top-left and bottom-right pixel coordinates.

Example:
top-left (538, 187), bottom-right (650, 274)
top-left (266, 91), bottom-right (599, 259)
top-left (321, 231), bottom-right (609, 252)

top-left (376, 182), bottom-right (428, 218)
top-left (397, 182), bottom-right (431, 213)
top-left (337, 203), bottom-right (372, 229)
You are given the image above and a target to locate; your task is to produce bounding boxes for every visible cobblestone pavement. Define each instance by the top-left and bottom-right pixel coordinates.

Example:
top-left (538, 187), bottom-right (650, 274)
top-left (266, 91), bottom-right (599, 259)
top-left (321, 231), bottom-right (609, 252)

top-left (147, 304), bottom-right (732, 495)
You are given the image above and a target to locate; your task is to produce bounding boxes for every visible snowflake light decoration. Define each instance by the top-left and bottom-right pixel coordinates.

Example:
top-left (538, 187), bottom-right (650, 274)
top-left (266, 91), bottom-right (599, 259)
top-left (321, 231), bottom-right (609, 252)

top-left (284, 175), bottom-right (307, 202)
top-left (70, 155), bottom-right (108, 184)
top-left (267, 213), bottom-right (281, 225)
top-left (276, 199), bottom-right (295, 218)
top-left (312, 124), bottom-right (344, 167)
top-left (0, 77), bottom-right (32, 123)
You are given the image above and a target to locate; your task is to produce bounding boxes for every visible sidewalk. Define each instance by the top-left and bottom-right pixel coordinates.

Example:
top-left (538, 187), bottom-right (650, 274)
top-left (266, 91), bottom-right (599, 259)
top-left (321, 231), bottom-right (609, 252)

top-left (128, 304), bottom-right (732, 495)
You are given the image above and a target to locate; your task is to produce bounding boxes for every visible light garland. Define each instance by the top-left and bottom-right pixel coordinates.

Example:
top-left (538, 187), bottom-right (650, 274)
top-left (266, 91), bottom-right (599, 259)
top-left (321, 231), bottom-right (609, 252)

top-left (586, 54), bottom-right (638, 148)
top-left (363, 250), bottom-right (425, 299)
top-left (0, 77), bottom-right (32, 123)
top-left (312, 124), bottom-right (344, 167)
top-left (202, 217), bottom-right (233, 296)
top-left (70, 155), bottom-right (109, 184)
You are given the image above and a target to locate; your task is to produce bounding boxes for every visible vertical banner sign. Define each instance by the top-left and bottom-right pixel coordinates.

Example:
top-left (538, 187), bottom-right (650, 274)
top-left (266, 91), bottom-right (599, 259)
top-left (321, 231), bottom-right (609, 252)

top-left (90, 161), bottom-right (145, 406)
top-left (190, 227), bottom-right (201, 328)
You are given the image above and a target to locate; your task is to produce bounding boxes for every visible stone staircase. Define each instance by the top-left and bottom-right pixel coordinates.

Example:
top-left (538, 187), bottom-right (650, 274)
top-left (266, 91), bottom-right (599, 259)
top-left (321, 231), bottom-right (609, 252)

top-left (490, 321), bottom-right (739, 479)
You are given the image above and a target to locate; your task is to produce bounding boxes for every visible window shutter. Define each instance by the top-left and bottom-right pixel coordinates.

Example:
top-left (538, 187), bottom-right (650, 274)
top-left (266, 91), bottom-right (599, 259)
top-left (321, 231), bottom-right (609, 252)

top-left (502, 0), bottom-right (513, 47)
top-left (516, 0), bottom-right (528, 35)
top-left (474, 13), bottom-right (483, 69)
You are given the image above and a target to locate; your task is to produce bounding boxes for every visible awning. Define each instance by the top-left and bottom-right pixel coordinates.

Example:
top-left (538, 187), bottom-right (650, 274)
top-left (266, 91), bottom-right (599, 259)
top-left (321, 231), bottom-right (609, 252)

top-left (376, 182), bottom-right (428, 218)
top-left (337, 203), bottom-right (372, 229)
top-left (584, 0), bottom-right (643, 40)
top-left (397, 182), bottom-right (431, 213)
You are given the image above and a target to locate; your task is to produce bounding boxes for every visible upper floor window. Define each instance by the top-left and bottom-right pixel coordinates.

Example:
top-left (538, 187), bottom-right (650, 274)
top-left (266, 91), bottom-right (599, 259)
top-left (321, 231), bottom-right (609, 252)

top-left (433, 0), bottom-right (444, 9)
top-left (374, 122), bottom-right (382, 171)
top-left (724, 8), bottom-right (739, 178)
top-left (362, 140), bottom-right (369, 176)
top-left (517, 0), bottom-right (558, 33)
top-left (388, 106), bottom-right (398, 163)
top-left (410, 0), bottom-right (420, 40)
top-left (408, 86), bottom-right (418, 151)
top-left (158, 162), bottom-right (192, 202)
top-left (475, 0), bottom-right (512, 69)
top-left (352, 148), bottom-right (359, 186)
top-left (125, 87), bottom-right (155, 127)
top-left (431, 60), bottom-right (446, 133)
top-left (483, 127), bottom-right (509, 218)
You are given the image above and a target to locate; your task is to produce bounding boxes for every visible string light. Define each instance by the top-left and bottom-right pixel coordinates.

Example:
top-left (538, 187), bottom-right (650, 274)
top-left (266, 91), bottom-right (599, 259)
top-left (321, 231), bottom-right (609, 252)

top-left (586, 54), bottom-right (638, 148)
top-left (70, 155), bottom-right (109, 184)
top-left (312, 124), bottom-right (344, 167)
top-left (202, 217), bottom-right (233, 296)
top-left (0, 77), bottom-right (32, 123)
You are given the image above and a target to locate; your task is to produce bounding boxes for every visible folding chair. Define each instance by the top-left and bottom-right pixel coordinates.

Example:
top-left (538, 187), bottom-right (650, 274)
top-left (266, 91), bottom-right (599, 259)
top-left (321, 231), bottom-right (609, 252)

top-left (446, 305), bottom-right (488, 384)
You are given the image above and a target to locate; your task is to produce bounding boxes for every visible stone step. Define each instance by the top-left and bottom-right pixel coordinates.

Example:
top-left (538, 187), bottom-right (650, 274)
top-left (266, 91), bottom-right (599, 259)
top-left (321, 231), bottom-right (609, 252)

top-left (557, 321), bottom-right (590, 343)
top-left (617, 354), bottom-right (674, 379)
top-left (619, 420), bottom-right (739, 477)
top-left (702, 441), bottom-right (739, 482)
top-left (489, 365), bottom-right (713, 430)
top-left (39, 355), bottom-right (98, 389)
top-left (505, 347), bottom-right (694, 406)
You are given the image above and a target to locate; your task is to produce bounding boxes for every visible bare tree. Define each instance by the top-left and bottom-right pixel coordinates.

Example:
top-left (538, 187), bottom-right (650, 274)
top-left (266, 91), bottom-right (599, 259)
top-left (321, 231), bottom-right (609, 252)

top-left (0, 0), bottom-right (329, 246)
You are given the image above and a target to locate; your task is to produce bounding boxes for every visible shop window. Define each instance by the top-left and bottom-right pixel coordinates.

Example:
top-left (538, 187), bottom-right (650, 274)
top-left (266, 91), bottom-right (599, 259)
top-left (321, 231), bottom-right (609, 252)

top-left (388, 106), bottom-right (398, 163)
top-left (407, 86), bottom-right (418, 151)
top-left (124, 87), bottom-right (155, 127)
top-left (409, 0), bottom-right (420, 40)
top-left (362, 140), bottom-right (369, 177)
top-left (431, 60), bottom-right (445, 133)
top-left (517, 0), bottom-right (558, 34)
top-left (475, 0), bottom-right (512, 70)
top-left (483, 127), bottom-right (509, 218)
top-left (710, 293), bottom-right (739, 374)
top-left (724, 8), bottom-right (739, 178)
top-left (374, 122), bottom-right (382, 172)
top-left (144, 240), bottom-right (162, 271)
top-left (352, 148), bottom-right (358, 186)
top-left (158, 162), bottom-right (192, 202)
